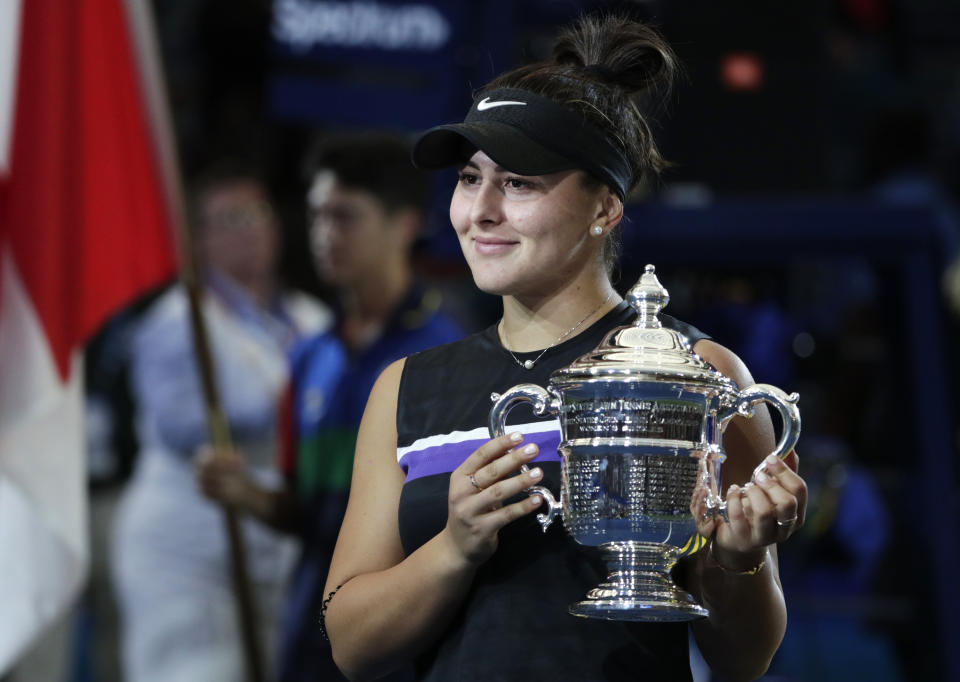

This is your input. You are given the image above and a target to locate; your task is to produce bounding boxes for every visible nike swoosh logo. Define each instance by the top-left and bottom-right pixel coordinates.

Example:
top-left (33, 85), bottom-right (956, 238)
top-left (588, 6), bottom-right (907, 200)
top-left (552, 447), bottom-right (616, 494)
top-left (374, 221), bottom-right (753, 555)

top-left (476, 97), bottom-right (527, 111)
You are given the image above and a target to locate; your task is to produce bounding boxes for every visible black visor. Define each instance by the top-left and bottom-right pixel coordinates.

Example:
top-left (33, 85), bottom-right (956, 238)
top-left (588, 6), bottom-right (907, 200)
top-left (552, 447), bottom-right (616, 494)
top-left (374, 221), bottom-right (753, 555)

top-left (412, 88), bottom-right (632, 200)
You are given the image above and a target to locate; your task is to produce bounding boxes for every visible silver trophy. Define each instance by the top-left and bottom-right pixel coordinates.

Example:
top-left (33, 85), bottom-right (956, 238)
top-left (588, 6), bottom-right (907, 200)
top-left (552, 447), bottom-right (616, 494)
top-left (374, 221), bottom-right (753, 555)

top-left (489, 265), bottom-right (801, 622)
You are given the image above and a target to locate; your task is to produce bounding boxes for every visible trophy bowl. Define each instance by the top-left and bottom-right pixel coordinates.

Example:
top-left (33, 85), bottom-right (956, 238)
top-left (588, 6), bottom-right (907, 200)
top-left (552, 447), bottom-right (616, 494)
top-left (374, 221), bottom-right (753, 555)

top-left (489, 265), bottom-right (801, 622)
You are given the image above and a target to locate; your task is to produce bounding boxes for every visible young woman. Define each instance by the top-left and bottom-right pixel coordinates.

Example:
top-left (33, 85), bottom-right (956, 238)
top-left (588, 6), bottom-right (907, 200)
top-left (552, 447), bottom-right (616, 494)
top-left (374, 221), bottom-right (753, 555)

top-left (322, 15), bottom-right (807, 682)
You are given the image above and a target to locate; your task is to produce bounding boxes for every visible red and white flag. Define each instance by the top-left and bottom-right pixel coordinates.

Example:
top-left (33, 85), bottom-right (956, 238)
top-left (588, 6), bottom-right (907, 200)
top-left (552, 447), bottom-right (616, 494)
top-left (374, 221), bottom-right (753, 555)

top-left (0, 0), bottom-right (177, 671)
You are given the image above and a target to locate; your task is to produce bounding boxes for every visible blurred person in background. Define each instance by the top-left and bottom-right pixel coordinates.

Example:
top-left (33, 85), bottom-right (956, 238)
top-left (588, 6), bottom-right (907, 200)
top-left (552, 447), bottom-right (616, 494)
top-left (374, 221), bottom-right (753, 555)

top-left (111, 162), bottom-right (331, 682)
top-left (196, 133), bottom-right (464, 682)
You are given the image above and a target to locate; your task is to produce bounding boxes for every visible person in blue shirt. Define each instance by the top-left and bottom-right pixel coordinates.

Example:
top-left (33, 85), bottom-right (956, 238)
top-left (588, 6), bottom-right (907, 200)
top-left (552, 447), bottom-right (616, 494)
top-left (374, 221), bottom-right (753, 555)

top-left (197, 133), bottom-right (463, 682)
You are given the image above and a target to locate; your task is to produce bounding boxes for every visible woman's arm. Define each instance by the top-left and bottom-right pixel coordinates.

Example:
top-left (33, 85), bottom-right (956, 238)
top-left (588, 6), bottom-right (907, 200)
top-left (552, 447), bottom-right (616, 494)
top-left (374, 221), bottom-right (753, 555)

top-left (682, 339), bottom-right (807, 682)
top-left (323, 359), bottom-right (546, 681)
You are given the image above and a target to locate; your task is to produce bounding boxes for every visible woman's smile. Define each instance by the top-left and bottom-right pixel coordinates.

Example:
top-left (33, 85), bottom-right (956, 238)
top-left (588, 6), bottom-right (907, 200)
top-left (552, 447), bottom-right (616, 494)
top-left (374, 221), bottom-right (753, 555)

top-left (472, 235), bottom-right (520, 256)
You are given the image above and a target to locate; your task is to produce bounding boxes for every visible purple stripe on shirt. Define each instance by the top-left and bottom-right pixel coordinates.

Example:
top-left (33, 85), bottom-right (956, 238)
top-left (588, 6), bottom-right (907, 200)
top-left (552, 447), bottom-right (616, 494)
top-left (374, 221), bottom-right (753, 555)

top-left (400, 431), bottom-right (562, 482)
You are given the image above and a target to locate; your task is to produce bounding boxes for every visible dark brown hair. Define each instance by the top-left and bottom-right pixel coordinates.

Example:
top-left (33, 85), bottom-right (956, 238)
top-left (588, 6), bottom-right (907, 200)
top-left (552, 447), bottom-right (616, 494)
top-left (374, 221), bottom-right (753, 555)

top-left (305, 132), bottom-right (429, 214)
top-left (482, 14), bottom-right (678, 275)
top-left (484, 15), bottom-right (676, 191)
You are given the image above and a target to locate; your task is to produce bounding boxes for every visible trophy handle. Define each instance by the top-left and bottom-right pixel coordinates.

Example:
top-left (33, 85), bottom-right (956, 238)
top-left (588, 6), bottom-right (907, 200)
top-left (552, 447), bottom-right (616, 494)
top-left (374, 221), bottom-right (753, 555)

top-left (712, 385), bottom-right (801, 518)
top-left (489, 384), bottom-right (562, 531)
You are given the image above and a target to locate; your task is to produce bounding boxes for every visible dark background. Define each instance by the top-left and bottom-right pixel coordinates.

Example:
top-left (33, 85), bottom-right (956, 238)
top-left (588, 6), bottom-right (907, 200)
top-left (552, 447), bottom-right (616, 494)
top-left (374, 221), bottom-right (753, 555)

top-left (107, 1), bottom-right (960, 680)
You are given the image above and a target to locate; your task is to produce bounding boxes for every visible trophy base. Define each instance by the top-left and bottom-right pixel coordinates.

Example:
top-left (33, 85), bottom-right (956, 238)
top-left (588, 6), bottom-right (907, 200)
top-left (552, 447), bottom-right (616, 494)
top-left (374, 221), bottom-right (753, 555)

top-left (569, 541), bottom-right (708, 622)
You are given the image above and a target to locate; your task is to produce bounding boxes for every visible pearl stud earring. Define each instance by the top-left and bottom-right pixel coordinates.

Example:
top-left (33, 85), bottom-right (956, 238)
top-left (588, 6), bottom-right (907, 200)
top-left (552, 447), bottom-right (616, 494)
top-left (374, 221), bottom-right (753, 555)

top-left (590, 225), bottom-right (604, 236)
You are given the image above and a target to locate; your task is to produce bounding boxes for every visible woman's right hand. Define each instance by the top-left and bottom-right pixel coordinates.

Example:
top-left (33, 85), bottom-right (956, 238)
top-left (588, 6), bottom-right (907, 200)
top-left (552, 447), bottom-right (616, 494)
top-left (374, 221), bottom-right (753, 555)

top-left (443, 431), bottom-right (545, 566)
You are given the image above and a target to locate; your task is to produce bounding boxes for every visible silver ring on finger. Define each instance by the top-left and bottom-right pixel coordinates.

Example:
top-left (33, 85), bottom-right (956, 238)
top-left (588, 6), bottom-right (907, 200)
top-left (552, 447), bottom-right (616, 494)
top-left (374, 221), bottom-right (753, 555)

top-left (468, 473), bottom-right (482, 491)
top-left (776, 515), bottom-right (798, 528)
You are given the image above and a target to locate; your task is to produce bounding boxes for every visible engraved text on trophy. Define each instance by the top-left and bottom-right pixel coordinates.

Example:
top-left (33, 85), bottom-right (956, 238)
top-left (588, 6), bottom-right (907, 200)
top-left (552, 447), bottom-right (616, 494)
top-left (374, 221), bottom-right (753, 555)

top-left (565, 398), bottom-right (703, 442)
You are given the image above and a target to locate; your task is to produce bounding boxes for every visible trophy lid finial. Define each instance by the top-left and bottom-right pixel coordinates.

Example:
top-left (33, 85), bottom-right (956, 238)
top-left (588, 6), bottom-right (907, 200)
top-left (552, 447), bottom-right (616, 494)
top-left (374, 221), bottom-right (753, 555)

top-left (555, 263), bottom-right (737, 388)
top-left (626, 264), bottom-right (670, 328)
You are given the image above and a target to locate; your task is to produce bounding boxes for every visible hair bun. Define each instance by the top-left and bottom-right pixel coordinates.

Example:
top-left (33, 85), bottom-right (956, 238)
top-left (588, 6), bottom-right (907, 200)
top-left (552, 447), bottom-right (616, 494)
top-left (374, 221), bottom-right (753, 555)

top-left (552, 15), bottom-right (676, 96)
top-left (479, 13), bottom-right (677, 198)
top-left (582, 63), bottom-right (617, 83)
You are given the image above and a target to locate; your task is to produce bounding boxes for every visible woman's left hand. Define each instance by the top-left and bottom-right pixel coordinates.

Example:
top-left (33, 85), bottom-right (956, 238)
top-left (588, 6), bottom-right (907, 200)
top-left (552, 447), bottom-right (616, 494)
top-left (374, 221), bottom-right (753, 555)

top-left (693, 450), bottom-right (807, 559)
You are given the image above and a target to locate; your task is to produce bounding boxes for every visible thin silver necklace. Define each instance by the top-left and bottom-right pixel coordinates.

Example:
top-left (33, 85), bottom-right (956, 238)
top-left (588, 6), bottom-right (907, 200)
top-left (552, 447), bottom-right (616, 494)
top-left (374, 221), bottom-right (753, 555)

top-left (502, 291), bottom-right (615, 370)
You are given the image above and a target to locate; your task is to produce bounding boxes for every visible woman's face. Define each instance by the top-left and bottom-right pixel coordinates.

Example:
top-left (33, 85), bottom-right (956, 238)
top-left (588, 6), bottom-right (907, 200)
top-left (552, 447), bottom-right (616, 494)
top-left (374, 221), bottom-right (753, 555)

top-left (449, 150), bottom-right (609, 299)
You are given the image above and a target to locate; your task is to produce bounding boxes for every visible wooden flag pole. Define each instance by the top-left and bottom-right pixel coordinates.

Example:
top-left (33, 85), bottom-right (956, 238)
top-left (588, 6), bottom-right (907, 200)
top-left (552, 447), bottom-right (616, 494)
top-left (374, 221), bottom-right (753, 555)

top-left (123, 2), bottom-right (265, 680)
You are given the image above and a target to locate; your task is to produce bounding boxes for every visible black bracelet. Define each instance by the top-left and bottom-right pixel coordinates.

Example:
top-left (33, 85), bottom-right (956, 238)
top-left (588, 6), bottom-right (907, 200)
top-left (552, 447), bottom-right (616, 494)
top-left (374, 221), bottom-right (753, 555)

top-left (319, 584), bottom-right (343, 642)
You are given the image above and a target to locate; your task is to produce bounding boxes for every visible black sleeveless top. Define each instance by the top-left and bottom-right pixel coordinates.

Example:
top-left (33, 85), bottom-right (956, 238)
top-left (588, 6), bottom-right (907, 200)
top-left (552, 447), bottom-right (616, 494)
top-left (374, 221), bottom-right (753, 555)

top-left (396, 303), bottom-right (710, 682)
